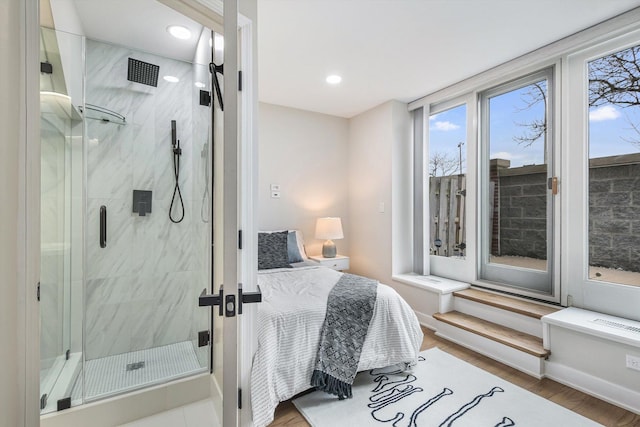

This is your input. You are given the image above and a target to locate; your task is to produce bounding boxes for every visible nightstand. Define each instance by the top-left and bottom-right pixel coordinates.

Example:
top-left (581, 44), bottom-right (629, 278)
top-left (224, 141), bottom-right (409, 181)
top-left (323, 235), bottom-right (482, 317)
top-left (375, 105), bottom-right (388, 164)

top-left (309, 254), bottom-right (350, 271)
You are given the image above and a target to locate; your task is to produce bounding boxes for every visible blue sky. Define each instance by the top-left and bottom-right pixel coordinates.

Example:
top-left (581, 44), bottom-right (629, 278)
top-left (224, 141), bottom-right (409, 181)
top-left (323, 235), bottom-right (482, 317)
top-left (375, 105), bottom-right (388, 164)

top-left (429, 84), bottom-right (640, 175)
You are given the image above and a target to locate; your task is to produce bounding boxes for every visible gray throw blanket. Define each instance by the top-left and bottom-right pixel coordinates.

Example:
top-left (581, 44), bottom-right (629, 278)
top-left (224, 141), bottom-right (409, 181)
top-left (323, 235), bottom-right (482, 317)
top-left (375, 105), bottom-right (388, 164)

top-left (311, 273), bottom-right (378, 399)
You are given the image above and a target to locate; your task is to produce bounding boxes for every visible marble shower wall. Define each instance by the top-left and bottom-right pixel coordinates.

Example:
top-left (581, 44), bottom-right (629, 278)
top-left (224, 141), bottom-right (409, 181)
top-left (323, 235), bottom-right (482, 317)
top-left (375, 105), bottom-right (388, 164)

top-left (84, 39), bottom-right (208, 361)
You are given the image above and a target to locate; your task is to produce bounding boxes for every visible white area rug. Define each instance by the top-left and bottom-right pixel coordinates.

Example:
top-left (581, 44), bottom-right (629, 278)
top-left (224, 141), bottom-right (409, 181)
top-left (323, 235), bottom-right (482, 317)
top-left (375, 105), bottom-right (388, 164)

top-left (293, 348), bottom-right (602, 427)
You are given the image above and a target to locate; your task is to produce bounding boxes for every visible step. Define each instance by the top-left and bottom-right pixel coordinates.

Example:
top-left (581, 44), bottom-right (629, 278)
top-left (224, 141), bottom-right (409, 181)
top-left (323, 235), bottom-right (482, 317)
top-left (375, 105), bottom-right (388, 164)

top-left (454, 288), bottom-right (560, 319)
top-left (433, 311), bottom-right (550, 358)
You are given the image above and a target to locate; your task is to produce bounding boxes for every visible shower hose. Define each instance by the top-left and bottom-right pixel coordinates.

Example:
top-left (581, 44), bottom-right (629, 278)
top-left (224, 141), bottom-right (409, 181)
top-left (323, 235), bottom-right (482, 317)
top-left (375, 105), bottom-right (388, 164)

top-left (170, 142), bottom-right (185, 223)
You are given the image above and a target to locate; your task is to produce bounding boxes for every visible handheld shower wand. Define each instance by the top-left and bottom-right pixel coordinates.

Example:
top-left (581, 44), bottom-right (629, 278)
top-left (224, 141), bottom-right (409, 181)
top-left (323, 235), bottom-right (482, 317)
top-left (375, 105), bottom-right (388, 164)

top-left (169, 120), bottom-right (185, 223)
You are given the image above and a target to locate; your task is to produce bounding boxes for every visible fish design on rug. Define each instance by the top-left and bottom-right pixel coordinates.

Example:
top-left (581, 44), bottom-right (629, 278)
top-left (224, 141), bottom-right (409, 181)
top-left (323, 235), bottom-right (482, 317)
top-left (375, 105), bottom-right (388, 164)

top-left (367, 358), bottom-right (514, 427)
top-left (438, 386), bottom-right (505, 427)
top-left (406, 388), bottom-right (454, 427)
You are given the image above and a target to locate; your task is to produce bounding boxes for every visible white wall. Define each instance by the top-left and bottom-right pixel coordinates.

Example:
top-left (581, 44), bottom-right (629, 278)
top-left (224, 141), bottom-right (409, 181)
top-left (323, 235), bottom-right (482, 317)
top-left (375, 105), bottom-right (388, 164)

top-left (348, 101), bottom-right (413, 283)
top-left (258, 103), bottom-right (349, 257)
top-left (545, 327), bottom-right (640, 414)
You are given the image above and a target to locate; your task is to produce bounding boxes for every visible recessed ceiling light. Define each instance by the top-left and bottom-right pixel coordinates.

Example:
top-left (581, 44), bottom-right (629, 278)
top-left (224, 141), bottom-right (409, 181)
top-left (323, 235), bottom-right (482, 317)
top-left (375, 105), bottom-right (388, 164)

top-left (163, 75), bottom-right (180, 83)
top-left (326, 75), bottom-right (342, 84)
top-left (167, 25), bottom-right (191, 40)
top-left (195, 82), bottom-right (206, 88)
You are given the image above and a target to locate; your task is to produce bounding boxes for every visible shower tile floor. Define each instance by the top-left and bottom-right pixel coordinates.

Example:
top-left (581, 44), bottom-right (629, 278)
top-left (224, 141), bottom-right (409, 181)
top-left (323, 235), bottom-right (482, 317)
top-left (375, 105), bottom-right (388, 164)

top-left (72, 341), bottom-right (205, 401)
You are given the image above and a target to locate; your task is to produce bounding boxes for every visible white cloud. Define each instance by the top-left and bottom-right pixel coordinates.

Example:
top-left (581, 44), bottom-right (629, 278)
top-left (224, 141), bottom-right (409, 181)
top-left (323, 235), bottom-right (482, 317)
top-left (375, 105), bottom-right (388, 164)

top-left (429, 114), bottom-right (438, 121)
top-left (589, 105), bottom-right (621, 122)
top-left (432, 120), bottom-right (460, 131)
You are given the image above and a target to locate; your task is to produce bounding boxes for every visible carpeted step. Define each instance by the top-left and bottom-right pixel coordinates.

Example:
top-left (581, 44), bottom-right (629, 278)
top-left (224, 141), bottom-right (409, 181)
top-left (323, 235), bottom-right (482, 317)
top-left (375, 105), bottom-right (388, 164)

top-left (433, 311), bottom-right (550, 358)
top-left (454, 288), bottom-right (560, 319)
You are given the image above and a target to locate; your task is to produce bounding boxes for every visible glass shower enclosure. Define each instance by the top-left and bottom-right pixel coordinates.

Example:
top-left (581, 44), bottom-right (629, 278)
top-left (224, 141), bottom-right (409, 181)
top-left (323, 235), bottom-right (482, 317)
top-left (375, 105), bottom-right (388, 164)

top-left (39, 24), bottom-right (214, 414)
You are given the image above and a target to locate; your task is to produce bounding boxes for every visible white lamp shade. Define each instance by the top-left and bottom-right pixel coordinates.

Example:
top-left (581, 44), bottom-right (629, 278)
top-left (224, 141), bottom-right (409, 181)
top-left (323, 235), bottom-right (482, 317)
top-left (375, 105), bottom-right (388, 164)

top-left (315, 217), bottom-right (344, 240)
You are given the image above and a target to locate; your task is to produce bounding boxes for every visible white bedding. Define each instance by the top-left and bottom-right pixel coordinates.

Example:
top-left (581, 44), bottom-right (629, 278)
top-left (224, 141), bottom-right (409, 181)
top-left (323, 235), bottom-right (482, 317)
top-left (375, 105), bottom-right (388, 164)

top-left (250, 265), bottom-right (423, 427)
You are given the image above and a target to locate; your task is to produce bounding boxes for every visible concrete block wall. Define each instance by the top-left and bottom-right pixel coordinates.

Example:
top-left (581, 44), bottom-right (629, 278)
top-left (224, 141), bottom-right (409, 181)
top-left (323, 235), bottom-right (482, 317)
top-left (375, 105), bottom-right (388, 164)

top-left (483, 154), bottom-right (640, 271)
top-left (497, 165), bottom-right (547, 259)
top-left (589, 158), bottom-right (640, 272)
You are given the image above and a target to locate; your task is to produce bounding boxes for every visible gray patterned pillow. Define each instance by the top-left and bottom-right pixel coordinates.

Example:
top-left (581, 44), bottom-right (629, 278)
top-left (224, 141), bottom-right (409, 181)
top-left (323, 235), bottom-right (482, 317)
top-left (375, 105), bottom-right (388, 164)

top-left (258, 231), bottom-right (292, 270)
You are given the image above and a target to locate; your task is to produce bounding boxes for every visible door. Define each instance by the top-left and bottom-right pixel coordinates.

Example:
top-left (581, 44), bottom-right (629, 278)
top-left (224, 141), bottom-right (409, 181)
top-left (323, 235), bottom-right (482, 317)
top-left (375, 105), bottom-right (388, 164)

top-left (479, 67), bottom-right (560, 301)
top-left (197, 2), bottom-right (260, 426)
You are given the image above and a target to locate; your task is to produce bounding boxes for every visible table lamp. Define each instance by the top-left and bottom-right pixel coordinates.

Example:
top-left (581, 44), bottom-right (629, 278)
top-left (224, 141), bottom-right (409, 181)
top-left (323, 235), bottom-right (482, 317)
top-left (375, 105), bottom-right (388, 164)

top-left (315, 217), bottom-right (343, 258)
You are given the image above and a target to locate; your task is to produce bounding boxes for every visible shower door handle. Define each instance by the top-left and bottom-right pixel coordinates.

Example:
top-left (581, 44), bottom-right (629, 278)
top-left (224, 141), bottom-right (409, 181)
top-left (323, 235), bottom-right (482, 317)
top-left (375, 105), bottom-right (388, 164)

top-left (199, 286), bottom-right (224, 317)
top-left (100, 205), bottom-right (107, 248)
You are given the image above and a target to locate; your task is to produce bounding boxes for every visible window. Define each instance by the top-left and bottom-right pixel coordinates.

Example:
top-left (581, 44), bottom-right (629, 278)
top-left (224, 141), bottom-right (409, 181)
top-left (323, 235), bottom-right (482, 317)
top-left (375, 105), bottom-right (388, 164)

top-left (407, 16), bottom-right (640, 318)
top-left (428, 104), bottom-right (467, 258)
top-left (587, 44), bottom-right (640, 287)
top-left (479, 68), bottom-right (555, 295)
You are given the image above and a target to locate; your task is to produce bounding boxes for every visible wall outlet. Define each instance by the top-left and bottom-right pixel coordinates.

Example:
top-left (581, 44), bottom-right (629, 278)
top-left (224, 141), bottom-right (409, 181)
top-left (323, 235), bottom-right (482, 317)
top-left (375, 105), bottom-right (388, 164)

top-left (626, 354), bottom-right (640, 371)
top-left (271, 191), bottom-right (281, 199)
top-left (270, 184), bottom-right (280, 191)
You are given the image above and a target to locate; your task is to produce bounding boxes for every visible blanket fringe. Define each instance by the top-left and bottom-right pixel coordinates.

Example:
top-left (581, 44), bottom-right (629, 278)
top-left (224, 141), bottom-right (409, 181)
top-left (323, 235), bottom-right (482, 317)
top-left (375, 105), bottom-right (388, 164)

top-left (311, 370), bottom-right (352, 400)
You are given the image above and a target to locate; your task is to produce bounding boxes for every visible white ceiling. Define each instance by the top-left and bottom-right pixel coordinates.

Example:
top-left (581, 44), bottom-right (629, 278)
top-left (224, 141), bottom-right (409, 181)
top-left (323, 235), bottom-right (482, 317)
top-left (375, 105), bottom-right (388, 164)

top-left (258, 0), bottom-right (640, 118)
top-left (68, 0), bottom-right (203, 63)
top-left (56, 0), bottom-right (640, 119)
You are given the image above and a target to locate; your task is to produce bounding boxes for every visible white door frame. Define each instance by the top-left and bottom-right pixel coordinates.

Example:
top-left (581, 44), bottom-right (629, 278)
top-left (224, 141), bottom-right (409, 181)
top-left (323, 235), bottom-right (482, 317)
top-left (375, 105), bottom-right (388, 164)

top-left (20, 0), bottom-right (43, 425)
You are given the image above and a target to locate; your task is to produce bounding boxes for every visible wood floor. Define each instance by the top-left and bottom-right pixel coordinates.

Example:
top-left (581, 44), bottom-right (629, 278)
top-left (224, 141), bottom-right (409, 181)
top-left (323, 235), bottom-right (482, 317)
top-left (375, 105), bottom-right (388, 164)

top-left (268, 327), bottom-right (640, 427)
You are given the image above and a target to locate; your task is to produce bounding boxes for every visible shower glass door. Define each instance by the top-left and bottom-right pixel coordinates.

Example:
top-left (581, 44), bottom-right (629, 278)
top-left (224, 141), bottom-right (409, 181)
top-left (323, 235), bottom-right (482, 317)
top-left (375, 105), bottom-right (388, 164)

top-left (39, 26), bottom-right (84, 415)
top-left (81, 31), bottom-right (212, 402)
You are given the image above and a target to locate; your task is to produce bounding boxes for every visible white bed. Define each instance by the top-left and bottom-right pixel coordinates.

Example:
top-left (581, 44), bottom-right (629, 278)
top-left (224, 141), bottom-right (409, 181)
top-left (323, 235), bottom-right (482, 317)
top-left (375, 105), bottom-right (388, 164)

top-left (250, 264), bottom-right (423, 427)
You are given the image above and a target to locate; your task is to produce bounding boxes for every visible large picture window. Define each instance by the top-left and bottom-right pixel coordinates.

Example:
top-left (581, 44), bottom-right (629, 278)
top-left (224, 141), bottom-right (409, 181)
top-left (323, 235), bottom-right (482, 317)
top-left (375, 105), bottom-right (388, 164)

top-left (587, 44), bottom-right (640, 287)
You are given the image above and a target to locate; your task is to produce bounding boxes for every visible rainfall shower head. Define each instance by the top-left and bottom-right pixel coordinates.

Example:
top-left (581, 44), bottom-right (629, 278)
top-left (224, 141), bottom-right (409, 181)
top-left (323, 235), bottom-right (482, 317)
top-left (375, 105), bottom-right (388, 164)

top-left (127, 58), bottom-right (159, 87)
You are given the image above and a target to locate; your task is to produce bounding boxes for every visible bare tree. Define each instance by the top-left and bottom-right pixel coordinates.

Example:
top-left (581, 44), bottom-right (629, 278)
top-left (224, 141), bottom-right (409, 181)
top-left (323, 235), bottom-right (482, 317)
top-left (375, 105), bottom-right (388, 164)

top-left (589, 45), bottom-right (640, 108)
top-left (515, 44), bottom-right (640, 147)
top-left (513, 81), bottom-right (547, 147)
top-left (429, 151), bottom-right (460, 177)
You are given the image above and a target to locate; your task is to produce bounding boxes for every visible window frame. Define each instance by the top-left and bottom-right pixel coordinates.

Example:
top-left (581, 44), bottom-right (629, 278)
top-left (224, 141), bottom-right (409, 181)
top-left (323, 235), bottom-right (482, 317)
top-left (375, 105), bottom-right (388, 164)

top-left (477, 67), bottom-right (560, 300)
top-left (424, 94), bottom-right (478, 282)
top-left (564, 30), bottom-right (640, 318)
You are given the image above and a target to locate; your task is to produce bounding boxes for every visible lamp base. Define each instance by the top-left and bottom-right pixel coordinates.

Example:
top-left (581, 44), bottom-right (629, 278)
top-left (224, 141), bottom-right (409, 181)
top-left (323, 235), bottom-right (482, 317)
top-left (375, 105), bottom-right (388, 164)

top-left (322, 240), bottom-right (336, 258)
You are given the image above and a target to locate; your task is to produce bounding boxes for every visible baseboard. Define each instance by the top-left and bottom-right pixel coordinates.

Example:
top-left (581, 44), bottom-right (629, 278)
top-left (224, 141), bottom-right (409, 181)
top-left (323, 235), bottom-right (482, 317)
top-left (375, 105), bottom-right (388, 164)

top-left (40, 373), bottom-right (210, 427)
top-left (544, 360), bottom-right (640, 415)
top-left (415, 311), bottom-right (437, 331)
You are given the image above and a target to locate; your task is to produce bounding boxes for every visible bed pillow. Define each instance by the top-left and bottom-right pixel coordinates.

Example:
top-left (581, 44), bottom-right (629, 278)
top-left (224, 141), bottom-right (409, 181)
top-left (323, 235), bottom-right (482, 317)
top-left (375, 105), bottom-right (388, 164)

top-left (287, 230), bottom-right (306, 263)
top-left (258, 231), bottom-right (292, 270)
